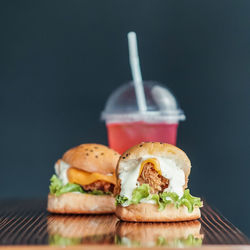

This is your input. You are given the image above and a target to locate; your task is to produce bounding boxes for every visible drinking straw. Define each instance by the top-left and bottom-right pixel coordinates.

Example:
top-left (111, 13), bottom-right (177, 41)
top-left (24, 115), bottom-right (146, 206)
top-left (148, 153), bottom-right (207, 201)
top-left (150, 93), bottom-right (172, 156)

top-left (127, 32), bottom-right (147, 112)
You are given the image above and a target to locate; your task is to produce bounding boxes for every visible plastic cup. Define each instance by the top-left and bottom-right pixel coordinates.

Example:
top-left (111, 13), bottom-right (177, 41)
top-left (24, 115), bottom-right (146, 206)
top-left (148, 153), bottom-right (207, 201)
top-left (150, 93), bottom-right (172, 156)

top-left (101, 81), bottom-right (185, 154)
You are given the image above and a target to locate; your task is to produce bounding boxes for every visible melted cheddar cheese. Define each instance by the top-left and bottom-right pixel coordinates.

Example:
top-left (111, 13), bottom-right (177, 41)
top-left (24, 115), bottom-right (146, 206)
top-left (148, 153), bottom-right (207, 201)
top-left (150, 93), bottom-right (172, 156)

top-left (67, 167), bottom-right (116, 186)
top-left (139, 158), bottom-right (162, 176)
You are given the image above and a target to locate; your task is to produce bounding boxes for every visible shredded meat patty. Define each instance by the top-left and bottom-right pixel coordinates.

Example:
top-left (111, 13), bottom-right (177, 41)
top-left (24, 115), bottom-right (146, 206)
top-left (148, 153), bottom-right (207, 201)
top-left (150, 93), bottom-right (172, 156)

top-left (137, 162), bottom-right (169, 193)
top-left (83, 180), bottom-right (114, 193)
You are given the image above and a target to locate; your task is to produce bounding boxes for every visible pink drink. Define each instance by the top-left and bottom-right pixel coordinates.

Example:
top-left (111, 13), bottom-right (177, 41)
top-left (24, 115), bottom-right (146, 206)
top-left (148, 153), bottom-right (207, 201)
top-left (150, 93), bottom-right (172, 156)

top-left (101, 82), bottom-right (185, 154)
top-left (107, 122), bottom-right (178, 154)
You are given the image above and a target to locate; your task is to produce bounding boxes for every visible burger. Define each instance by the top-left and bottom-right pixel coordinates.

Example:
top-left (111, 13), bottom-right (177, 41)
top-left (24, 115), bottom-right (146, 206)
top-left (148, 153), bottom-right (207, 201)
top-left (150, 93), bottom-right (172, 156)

top-left (47, 143), bottom-right (120, 214)
top-left (115, 142), bottom-right (202, 222)
top-left (47, 215), bottom-right (118, 246)
top-left (115, 220), bottom-right (203, 247)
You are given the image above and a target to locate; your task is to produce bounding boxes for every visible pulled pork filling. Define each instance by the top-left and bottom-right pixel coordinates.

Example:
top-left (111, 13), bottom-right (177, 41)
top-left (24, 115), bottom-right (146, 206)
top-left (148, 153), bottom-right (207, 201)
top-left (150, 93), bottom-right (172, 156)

top-left (82, 180), bottom-right (114, 193)
top-left (137, 162), bottom-right (169, 193)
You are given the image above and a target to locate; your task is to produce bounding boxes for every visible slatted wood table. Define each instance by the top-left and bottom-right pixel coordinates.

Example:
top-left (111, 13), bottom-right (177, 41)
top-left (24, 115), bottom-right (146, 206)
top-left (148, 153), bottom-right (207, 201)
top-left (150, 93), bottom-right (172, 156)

top-left (0, 199), bottom-right (249, 249)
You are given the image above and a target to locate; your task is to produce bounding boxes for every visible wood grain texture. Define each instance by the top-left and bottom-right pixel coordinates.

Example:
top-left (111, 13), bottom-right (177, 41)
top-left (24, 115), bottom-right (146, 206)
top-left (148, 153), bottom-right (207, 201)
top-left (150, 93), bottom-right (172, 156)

top-left (0, 199), bottom-right (248, 247)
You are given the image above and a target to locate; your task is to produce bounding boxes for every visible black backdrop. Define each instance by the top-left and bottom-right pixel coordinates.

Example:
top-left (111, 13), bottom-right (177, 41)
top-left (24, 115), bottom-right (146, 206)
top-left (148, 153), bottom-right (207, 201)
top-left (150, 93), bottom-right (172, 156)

top-left (1, 0), bottom-right (250, 236)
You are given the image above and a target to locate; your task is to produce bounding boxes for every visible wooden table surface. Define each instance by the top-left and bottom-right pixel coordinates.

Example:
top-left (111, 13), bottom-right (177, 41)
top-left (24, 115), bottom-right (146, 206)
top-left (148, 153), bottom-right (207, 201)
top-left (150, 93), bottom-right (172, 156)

top-left (0, 199), bottom-right (248, 249)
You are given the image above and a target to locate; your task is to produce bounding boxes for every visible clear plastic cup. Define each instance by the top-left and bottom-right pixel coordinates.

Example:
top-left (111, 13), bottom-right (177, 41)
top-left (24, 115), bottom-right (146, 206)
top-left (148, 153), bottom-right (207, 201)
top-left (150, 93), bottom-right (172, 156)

top-left (101, 81), bottom-right (185, 154)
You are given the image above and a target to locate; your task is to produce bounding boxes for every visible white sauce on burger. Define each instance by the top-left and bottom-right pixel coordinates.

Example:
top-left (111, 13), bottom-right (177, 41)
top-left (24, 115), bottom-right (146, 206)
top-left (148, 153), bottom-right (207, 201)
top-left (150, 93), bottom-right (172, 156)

top-left (119, 155), bottom-right (185, 205)
top-left (54, 160), bottom-right (70, 185)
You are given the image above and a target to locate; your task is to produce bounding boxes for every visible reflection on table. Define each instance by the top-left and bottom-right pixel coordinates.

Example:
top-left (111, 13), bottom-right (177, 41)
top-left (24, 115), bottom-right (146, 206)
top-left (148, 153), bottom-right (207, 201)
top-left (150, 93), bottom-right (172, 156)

top-left (115, 220), bottom-right (203, 247)
top-left (47, 215), bottom-right (203, 247)
top-left (47, 214), bottom-right (118, 246)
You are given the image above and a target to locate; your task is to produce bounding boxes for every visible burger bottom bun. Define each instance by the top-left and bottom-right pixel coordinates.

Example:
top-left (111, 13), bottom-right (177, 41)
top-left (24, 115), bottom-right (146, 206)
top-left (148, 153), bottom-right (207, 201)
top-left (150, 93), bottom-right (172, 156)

top-left (116, 203), bottom-right (201, 222)
top-left (47, 193), bottom-right (115, 214)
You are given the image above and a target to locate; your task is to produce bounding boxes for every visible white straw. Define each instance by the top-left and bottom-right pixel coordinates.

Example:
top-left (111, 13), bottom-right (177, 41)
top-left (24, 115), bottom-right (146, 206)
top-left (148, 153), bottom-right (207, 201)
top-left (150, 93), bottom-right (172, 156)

top-left (128, 32), bottom-right (147, 112)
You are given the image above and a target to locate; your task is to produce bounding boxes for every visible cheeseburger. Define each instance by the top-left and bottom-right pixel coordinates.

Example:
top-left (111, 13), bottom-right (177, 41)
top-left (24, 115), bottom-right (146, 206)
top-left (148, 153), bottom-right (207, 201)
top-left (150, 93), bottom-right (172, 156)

top-left (115, 142), bottom-right (202, 222)
top-left (47, 144), bottom-right (120, 214)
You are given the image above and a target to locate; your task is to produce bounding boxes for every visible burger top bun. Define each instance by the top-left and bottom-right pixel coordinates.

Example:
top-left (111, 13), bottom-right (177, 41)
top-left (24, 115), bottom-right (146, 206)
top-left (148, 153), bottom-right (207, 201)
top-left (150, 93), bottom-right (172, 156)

top-left (62, 144), bottom-right (120, 175)
top-left (116, 142), bottom-right (191, 189)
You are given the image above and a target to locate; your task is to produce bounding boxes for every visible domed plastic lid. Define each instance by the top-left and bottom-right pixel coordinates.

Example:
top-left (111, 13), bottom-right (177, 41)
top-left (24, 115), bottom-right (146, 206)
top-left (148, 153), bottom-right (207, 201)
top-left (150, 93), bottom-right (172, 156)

top-left (101, 81), bottom-right (185, 123)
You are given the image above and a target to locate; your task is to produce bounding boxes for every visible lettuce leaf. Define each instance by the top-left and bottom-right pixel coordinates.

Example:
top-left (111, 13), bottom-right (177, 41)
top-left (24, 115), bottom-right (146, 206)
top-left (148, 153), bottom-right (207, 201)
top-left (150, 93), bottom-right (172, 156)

top-left (175, 189), bottom-right (203, 212)
top-left (49, 175), bottom-right (111, 196)
top-left (115, 184), bottom-right (202, 213)
top-left (131, 183), bottom-right (150, 204)
top-left (49, 175), bottom-right (84, 196)
top-left (115, 184), bottom-right (150, 206)
top-left (49, 175), bottom-right (63, 194)
top-left (90, 189), bottom-right (111, 195)
top-left (115, 195), bottom-right (128, 205)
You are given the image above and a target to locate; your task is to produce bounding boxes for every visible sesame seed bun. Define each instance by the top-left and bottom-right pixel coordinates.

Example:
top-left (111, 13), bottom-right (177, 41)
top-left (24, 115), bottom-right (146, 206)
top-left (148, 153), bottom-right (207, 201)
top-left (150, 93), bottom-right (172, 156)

top-left (116, 142), bottom-right (191, 190)
top-left (47, 193), bottom-right (115, 214)
top-left (62, 144), bottom-right (120, 175)
top-left (116, 203), bottom-right (201, 222)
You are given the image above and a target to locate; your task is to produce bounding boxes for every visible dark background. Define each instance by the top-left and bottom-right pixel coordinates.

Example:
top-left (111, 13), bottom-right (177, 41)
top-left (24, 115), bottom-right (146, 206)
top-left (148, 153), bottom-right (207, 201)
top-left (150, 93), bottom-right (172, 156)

top-left (1, 0), bottom-right (250, 236)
